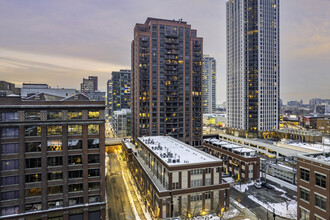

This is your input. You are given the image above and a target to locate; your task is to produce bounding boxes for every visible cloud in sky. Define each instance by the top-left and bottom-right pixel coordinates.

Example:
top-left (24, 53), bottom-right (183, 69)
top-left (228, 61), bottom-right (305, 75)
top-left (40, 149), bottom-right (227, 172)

top-left (0, 0), bottom-right (329, 103)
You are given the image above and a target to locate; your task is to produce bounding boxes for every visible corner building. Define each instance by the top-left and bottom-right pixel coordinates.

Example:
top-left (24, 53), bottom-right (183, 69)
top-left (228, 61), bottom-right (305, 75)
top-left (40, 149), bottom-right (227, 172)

top-left (0, 96), bottom-right (106, 220)
top-left (122, 136), bottom-right (230, 219)
top-left (226, 0), bottom-right (280, 137)
top-left (131, 18), bottom-right (203, 147)
top-left (297, 153), bottom-right (329, 220)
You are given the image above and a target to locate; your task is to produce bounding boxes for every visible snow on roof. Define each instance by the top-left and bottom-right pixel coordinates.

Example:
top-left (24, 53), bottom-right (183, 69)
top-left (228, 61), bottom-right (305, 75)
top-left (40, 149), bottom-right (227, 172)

top-left (232, 148), bottom-right (256, 153)
top-left (286, 142), bottom-right (330, 152)
top-left (139, 136), bottom-right (220, 165)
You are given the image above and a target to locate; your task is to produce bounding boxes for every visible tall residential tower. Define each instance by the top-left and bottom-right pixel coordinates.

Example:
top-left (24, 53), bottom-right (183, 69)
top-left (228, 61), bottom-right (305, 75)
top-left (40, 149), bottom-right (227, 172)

top-left (226, 0), bottom-right (280, 137)
top-left (131, 18), bottom-right (203, 147)
top-left (203, 55), bottom-right (216, 114)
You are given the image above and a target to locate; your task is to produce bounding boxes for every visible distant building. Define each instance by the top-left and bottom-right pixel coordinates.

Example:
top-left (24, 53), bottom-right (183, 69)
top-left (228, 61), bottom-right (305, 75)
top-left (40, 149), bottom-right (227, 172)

top-left (314, 104), bottom-right (330, 115)
top-left (309, 98), bottom-right (330, 110)
top-left (203, 114), bottom-right (226, 128)
top-left (0, 81), bottom-right (20, 96)
top-left (297, 153), bottom-right (330, 220)
top-left (132, 18), bottom-right (203, 147)
top-left (81, 76), bottom-right (98, 93)
top-left (287, 100), bottom-right (303, 107)
top-left (122, 136), bottom-right (230, 218)
top-left (0, 96), bottom-right (106, 219)
top-left (226, 0), bottom-right (280, 137)
top-left (316, 117), bottom-right (330, 134)
top-left (107, 70), bottom-right (131, 117)
top-left (21, 83), bottom-right (78, 98)
top-left (111, 109), bottom-right (131, 137)
top-left (84, 91), bottom-right (106, 102)
top-left (203, 55), bottom-right (216, 114)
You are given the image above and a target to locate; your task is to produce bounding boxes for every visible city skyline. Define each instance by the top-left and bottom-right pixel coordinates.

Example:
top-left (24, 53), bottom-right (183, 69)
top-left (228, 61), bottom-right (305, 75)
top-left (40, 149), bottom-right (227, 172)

top-left (0, 0), bottom-right (329, 103)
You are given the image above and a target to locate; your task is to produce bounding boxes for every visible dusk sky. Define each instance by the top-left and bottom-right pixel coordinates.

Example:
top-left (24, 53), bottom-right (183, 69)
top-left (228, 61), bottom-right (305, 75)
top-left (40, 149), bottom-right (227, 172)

top-left (0, 0), bottom-right (329, 104)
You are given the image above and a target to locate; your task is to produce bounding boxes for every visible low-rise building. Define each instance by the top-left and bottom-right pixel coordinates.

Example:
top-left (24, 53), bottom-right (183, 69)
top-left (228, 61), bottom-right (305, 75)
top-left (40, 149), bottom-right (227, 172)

top-left (297, 153), bottom-right (330, 220)
top-left (203, 138), bottom-right (260, 182)
top-left (122, 136), bottom-right (230, 219)
top-left (21, 83), bottom-right (79, 98)
top-left (0, 96), bottom-right (106, 219)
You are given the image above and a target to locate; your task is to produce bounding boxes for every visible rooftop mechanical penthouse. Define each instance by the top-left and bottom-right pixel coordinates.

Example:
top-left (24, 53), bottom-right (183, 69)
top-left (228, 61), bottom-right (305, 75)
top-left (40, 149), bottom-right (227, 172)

top-left (122, 136), bottom-right (230, 219)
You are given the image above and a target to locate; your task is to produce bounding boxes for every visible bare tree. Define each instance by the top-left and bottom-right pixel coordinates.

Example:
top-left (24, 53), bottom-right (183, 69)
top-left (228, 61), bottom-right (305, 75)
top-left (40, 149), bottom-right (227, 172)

top-left (181, 198), bottom-right (203, 219)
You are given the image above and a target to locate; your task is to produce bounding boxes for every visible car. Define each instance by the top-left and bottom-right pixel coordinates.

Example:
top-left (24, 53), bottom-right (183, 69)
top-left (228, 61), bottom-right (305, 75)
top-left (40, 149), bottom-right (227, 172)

top-left (262, 182), bottom-right (274, 190)
top-left (254, 179), bottom-right (262, 189)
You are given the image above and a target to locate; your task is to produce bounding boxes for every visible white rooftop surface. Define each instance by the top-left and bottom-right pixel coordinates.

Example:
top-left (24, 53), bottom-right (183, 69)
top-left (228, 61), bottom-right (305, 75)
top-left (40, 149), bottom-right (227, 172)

top-left (139, 136), bottom-right (220, 165)
top-left (233, 148), bottom-right (256, 153)
top-left (285, 142), bottom-right (330, 152)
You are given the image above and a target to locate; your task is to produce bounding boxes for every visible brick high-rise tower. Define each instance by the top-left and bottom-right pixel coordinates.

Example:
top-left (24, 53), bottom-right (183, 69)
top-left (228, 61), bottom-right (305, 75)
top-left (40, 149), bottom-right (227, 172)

top-left (131, 18), bottom-right (203, 147)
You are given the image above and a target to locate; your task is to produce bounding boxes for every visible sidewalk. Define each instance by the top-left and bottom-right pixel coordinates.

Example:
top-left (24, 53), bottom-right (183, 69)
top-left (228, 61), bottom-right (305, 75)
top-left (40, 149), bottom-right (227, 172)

top-left (230, 198), bottom-right (258, 220)
top-left (117, 154), bottom-right (151, 220)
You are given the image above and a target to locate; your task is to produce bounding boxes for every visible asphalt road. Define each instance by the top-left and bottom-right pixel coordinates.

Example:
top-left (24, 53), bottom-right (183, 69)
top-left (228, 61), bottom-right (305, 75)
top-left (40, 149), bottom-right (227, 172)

top-left (107, 153), bottom-right (135, 220)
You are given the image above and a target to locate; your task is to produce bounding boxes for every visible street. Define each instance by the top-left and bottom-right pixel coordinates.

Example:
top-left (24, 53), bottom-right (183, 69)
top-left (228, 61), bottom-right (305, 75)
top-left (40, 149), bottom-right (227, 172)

top-left (106, 153), bottom-right (135, 220)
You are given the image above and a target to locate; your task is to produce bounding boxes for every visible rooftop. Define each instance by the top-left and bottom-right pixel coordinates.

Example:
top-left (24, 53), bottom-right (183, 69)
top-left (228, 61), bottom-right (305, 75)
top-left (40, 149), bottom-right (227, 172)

top-left (139, 136), bottom-right (220, 166)
top-left (298, 152), bottom-right (330, 165)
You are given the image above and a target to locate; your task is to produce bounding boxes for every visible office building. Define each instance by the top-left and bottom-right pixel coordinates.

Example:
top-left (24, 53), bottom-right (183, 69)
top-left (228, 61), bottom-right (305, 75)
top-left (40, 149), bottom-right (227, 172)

top-left (0, 96), bottom-right (106, 219)
top-left (81, 76), bottom-right (98, 93)
top-left (297, 153), bottom-right (329, 220)
top-left (226, 0), bottom-right (280, 137)
top-left (107, 70), bottom-right (131, 117)
top-left (122, 136), bottom-right (230, 219)
top-left (131, 18), bottom-right (203, 147)
top-left (21, 84), bottom-right (78, 98)
top-left (203, 55), bottom-right (216, 114)
top-left (0, 81), bottom-right (20, 96)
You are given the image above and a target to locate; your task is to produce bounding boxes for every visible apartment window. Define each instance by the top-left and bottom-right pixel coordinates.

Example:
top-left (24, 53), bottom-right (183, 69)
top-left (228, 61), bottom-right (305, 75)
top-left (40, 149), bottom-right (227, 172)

top-left (48, 172), bottom-right (63, 181)
top-left (88, 169), bottom-right (100, 177)
top-left (69, 183), bottom-right (83, 192)
top-left (1, 176), bottom-right (19, 185)
top-left (88, 182), bottom-right (100, 190)
top-left (172, 182), bottom-right (179, 190)
top-left (88, 195), bottom-right (100, 203)
top-left (1, 205), bottom-right (19, 215)
top-left (88, 111), bottom-right (99, 119)
top-left (25, 111), bottom-right (41, 121)
top-left (48, 157), bottom-right (63, 166)
top-left (25, 126), bottom-right (41, 137)
top-left (25, 203), bottom-right (42, 212)
top-left (48, 186), bottom-right (63, 195)
top-left (88, 139), bottom-right (99, 149)
top-left (88, 154), bottom-right (99, 164)
top-left (191, 169), bottom-right (203, 175)
top-left (300, 187), bottom-right (309, 203)
top-left (88, 124), bottom-right (99, 135)
top-left (1, 190), bottom-right (19, 201)
top-left (315, 173), bottom-right (326, 188)
top-left (47, 125), bottom-right (62, 136)
top-left (68, 125), bottom-right (82, 135)
top-left (48, 111), bottom-right (62, 120)
top-left (25, 173), bottom-right (41, 183)
top-left (205, 178), bottom-right (212, 186)
top-left (1, 159), bottom-right (18, 171)
top-left (300, 168), bottom-right (310, 182)
top-left (205, 168), bottom-right (212, 174)
top-left (68, 139), bottom-right (82, 150)
top-left (1, 127), bottom-right (18, 138)
top-left (48, 200), bottom-right (63, 209)
top-left (69, 170), bottom-right (83, 179)
top-left (69, 197), bottom-right (83, 206)
top-left (191, 179), bottom-right (202, 187)
top-left (191, 194), bottom-right (203, 202)
top-left (68, 155), bottom-right (82, 165)
top-left (1, 143), bottom-right (19, 154)
top-left (47, 140), bottom-right (62, 151)
top-left (25, 188), bottom-right (42, 197)
top-left (68, 111), bottom-right (82, 120)
top-left (25, 142), bottom-right (42, 152)
top-left (205, 191), bottom-right (211, 199)
top-left (315, 194), bottom-right (326, 211)
top-left (25, 158), bottom-right (41, 168)
top-left (1, 112), bottom-right (18, 121)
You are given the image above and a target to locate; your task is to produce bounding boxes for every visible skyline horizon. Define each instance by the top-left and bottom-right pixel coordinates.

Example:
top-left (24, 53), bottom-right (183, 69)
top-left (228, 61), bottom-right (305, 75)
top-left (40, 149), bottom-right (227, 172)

top-left (0, 0), bottom-right (329, 104)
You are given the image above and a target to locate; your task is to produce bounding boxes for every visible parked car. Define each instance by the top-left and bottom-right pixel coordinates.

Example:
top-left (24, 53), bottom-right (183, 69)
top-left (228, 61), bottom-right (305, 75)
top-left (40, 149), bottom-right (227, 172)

top-left (262, 182), bottom-right (274, 190)
top-left (254, 179), bottom-right (262, 189)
